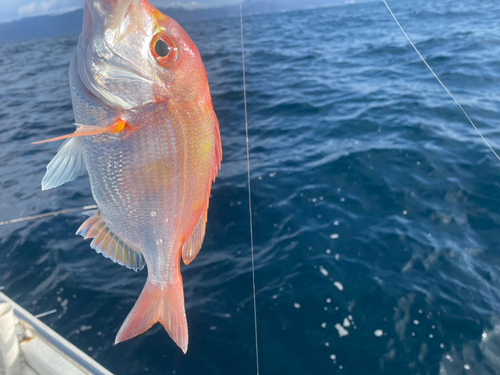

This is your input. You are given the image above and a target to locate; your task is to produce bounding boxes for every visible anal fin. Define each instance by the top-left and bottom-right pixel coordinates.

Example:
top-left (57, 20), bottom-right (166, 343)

top-left (76, 210), bottom-right (145, 272)
top-left (42, 138), bottom-right (86, 190)
top-left (182, 207), bottom-right (208, 265)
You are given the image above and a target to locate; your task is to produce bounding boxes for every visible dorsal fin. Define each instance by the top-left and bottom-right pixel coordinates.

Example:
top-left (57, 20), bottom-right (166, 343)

top-left (182, 207), bottom-right (208, 265)
top-left (181, 110), bottom-right (220, 265)
top-left (76, 210), bottom-right (145, 272)
top-left (182, 109), bottom-right (221, 266)
top-left (211, 110), bottom-right (222, 182)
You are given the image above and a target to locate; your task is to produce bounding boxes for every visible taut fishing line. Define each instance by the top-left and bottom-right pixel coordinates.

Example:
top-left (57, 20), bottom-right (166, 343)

top-left (240, 5), bottom-right (260, 375)
top-left (382, 0), bottom-right (500, 162)
top-left (0, 205), bottom-right (98, 226)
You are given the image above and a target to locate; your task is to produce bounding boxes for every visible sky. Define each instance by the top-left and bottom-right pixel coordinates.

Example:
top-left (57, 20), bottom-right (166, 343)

top-left (0, 0), bottom-right (242, 23)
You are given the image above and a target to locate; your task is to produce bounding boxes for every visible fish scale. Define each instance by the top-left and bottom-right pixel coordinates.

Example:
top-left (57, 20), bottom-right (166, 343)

top-left (80, 104), bottom-right (207, 278)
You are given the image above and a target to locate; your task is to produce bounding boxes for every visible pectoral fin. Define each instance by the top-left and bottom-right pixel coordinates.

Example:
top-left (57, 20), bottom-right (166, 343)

top-left (32, 119), bottom-right (132, 145)
top-left (77, 209), bottom-right (145, 272)
top-left (42, 137), bottom-right (86, 190)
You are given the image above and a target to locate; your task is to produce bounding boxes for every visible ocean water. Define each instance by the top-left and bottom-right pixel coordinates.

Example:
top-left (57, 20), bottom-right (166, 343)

top-left (1, 0), bottom-right (500, 374)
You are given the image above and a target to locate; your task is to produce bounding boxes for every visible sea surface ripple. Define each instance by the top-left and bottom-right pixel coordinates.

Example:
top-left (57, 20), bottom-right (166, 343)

top-left (1, 0), bottom-right (500, 373)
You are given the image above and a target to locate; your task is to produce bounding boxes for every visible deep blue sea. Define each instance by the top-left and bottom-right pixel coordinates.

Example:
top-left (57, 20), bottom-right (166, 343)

top-left (2, 0), bottom-right (500, 373)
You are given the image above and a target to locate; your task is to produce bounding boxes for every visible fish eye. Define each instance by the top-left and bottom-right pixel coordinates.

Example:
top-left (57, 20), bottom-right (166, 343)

top-left (154, 39), bottom-right (170, 57)
top-left (151, 34), bottom-right (178, 67)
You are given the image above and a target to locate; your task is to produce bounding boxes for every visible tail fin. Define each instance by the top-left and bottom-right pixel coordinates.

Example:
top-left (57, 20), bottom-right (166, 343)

top-left (115, 280), bottom-right (188, 353)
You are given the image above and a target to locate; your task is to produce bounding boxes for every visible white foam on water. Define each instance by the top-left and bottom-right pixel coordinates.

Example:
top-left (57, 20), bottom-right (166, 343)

top-left (320, 266), bottom-right (329, 276)
top-left (335, 323), bottom-right (349, 337)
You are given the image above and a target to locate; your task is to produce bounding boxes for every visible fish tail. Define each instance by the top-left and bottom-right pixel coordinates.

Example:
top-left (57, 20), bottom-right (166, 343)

top-left (115, 279), bottom-right (188, 353)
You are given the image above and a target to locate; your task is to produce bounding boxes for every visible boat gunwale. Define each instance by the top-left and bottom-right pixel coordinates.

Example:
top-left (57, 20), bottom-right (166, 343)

top-left (0, 291), bottom-right (114, 375)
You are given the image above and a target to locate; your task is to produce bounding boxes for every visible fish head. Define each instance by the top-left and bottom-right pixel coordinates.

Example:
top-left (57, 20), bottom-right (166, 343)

top-left (78, 0), bottom-right (208, 110)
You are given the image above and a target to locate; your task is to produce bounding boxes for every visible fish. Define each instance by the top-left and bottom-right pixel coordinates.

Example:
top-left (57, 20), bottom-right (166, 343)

top-left (34, 0), bottom-right (222, 353)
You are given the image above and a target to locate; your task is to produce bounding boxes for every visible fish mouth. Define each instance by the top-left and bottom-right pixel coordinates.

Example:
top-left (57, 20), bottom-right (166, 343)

top-left (83, 0), bottom-right (145, 36)
top-left (78, 0), bottom-right (166, 109)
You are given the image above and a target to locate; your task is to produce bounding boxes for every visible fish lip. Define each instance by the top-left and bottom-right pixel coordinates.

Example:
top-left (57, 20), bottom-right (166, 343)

top-left (78, 0), bottom-right (169, 109)
top-left (83, 0), bottom-right (146, 36)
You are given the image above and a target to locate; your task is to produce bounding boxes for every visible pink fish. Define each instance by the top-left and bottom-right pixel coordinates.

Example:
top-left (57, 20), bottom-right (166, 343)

top-left (35, 0), bottom-right (222, 353)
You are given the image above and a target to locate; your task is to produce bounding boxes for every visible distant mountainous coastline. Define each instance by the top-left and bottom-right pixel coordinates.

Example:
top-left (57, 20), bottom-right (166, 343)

top-left (0, 0), bottom-right (370, 42)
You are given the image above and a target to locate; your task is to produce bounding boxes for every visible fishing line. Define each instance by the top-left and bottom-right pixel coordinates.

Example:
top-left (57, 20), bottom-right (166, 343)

top-left (240, 5), bottom-right (260, 375)
top-left (0, 205), bottom-right (98, 226)
top-left (382, 0), bottom-right (500, 162)
top-left (34, 309), bottom-right (57, 319)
